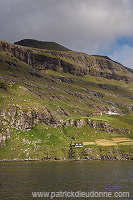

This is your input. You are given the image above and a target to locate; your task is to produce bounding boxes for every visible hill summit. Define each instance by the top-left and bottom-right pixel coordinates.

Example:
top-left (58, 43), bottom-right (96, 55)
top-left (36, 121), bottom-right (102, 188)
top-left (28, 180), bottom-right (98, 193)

top-left (14, 39), bottom-right (71, 51)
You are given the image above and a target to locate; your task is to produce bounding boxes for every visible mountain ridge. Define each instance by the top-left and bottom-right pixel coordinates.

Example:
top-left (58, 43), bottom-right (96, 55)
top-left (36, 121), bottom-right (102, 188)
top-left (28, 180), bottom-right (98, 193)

top-left (1, 40), bottom-right (133, 82)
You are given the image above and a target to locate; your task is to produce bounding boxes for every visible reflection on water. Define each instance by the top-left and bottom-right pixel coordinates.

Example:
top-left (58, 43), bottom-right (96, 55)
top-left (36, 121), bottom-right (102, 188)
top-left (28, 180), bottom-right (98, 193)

top-left (0, 161), bottom-right (133, 199)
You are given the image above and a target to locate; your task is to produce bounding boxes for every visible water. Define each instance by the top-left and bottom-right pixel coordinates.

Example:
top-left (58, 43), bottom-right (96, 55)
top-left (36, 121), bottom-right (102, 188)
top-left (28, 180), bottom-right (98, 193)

top-left (0, 161), bottom-right (133, 199)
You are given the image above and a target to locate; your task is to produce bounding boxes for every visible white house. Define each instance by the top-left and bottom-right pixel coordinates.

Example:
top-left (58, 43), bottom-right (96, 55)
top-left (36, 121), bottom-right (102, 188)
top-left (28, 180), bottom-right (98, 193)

top-left (108, 110), bottom-right (118, 115)
top-left (74, 143), bottom-right (83, 147)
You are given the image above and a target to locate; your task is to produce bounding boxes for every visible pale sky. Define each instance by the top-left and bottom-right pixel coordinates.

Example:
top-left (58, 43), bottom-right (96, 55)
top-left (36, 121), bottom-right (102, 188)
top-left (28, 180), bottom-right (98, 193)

top-left (1, 0), bottom-right (133, 69)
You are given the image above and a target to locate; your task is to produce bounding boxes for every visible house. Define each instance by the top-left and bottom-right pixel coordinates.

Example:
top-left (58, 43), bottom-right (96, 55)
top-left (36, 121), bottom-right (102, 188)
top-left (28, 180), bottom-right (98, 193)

top-left (92, 110), bottom-right (102, 115)
top-left (103, 110), bottom-right (118, 115)
top-left (108, 110), bottom-right (118, 115)
top-left (92, 110), bottom-right (118, 116)
top-left (74, 143), bottom-right (83, 147)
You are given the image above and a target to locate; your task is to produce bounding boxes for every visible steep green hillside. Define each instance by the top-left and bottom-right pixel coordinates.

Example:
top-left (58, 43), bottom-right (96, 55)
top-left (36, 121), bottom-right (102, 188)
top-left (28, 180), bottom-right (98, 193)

top-left (14, 39), bottom-right (71, 51)
top-left (0, 40), bottom-right (133, 160)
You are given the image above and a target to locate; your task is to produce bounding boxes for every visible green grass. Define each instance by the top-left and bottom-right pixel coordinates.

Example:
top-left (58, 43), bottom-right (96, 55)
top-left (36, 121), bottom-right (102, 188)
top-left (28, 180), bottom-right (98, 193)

top-left (37, 52), bottom-right (78, 65)
top-left (14, 39), bottom-right (71, 51)
top-left (0, 124), bottom-right (70, 160)
top-left (89, 114), bottom-right (133, 131)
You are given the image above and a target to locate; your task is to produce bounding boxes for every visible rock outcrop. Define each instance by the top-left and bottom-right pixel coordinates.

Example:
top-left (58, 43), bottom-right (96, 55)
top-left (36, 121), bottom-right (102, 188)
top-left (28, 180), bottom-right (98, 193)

top-left (63, 118), bottom-right (130, 135)
top-left (0, 106), bottom-right (56, 146)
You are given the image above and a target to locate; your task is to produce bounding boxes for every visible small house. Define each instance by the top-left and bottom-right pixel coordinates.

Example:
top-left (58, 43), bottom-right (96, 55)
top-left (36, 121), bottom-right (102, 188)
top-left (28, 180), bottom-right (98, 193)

top-left (103, 110), bottom-right (118, 115)
top-left (74, 143), bottom-right (83, 147)
top-left (92, 110), bottom-right (102, 115)
top-left (108, 110), bottom-right (118, 115)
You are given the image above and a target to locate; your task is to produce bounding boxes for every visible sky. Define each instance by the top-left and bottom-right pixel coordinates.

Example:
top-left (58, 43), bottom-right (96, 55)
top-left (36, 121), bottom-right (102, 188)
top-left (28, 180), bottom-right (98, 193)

top-left (1, 0), bottom-right (133, 69)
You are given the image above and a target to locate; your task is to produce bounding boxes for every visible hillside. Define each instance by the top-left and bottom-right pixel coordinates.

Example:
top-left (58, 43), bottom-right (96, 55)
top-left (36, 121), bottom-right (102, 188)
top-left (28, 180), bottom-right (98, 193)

top-left (0, 40), bottom-right (133, 161)
top-left (14, 39), bottom-right (71, 51)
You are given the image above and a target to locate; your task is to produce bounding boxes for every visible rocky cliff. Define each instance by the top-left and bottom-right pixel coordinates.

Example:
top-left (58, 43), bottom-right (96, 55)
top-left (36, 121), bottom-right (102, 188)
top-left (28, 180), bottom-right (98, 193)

top-left (0, 106), bottom-right (56, 146)
top-left (0, 40), bottom-right (133, 82)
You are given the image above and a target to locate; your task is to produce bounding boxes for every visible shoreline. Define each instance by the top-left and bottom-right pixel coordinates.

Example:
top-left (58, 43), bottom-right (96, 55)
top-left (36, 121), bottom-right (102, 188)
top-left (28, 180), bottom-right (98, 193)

top-left (0, 157), bottom-right (133, 162)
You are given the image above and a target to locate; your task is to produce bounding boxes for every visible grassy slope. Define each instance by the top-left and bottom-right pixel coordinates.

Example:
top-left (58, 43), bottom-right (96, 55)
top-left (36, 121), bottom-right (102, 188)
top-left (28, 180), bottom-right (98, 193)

top-left (0, 50), bottom-right (133, 160)
top-left (14, 39), bottom-right (71, 51)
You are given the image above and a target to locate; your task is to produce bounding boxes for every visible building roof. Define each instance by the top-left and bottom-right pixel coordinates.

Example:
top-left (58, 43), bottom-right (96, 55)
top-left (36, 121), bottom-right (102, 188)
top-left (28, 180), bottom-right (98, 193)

top-left (92, 110), bottom-right (102, 113)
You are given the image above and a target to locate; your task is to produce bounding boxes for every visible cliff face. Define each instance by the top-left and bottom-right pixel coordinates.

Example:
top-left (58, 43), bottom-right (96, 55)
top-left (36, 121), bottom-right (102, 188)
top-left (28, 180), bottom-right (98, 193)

top-left (64, 118), bottom-right (130, 135)
top-left (0, 106), bottom-right (56, 146)
top-left (0, 40), bottom-right (133, 82)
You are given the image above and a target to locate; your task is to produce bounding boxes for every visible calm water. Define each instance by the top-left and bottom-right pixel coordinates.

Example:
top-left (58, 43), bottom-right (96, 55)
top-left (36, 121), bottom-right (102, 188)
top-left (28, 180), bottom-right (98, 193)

top-left (0, 161), bottom-right (133, 200)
